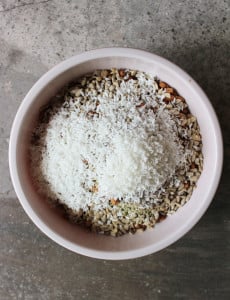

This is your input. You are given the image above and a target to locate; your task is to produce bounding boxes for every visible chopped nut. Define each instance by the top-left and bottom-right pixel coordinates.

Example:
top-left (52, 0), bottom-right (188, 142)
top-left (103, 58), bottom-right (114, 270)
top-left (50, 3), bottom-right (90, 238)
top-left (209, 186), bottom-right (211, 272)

top-left (101, 70), bottom-right (108, 77)
top-left (166, 87), bottom-right (174, 94)
top-left (110, 198), bottom-right (120, 205)
top-left (118, 69), bottom-right (125, 77)
top-left (70, 87), bottom-right (82, 97)
top-left (163, 95), bottom-right (174, 103)
top-left (159, 81), bottom-right (167, 88)
top-left (192, 134), bottom-right (201, 141)
top-left (176, 96), bottom-right (185, 102)
top-left (181, 107), bottom-right (189, 114)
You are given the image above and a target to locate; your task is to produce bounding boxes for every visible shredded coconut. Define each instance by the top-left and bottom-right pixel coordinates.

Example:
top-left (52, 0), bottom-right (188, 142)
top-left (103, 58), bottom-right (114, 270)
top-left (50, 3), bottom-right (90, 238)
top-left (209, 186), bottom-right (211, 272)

top-left (30, 70), bottom-right (187, 212)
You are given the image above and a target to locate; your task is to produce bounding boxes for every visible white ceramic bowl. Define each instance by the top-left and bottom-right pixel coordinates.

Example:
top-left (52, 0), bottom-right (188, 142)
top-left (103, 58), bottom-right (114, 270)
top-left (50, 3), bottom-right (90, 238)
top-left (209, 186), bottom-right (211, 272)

top-left (9, 48), bottom-right (223, 260)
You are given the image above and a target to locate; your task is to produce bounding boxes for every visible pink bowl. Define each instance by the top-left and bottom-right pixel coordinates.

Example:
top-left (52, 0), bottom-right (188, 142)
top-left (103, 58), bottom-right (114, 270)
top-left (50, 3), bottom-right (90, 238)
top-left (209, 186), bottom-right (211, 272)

top-left (9, 48), bottom-right (223, 260)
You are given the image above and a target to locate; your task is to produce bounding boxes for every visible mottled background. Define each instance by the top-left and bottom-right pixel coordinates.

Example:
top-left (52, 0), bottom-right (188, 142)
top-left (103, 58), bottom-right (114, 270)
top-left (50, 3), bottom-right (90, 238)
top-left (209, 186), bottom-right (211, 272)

top-left (0, 0), bottom-right (229, 299)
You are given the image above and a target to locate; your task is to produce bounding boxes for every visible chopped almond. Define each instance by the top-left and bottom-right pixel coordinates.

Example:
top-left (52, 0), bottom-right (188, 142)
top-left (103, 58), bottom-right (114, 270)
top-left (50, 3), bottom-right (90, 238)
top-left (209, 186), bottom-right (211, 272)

top-left (166, 87), bottom-right (174, 94)
top-left (118, 69), bottom-right (125, 77)
top-left (110, 198), bottom-right (120, 205)
top-left (159, 81), bottom-right (167, 88)
top-left (176, 96), bottom-right (185, 102)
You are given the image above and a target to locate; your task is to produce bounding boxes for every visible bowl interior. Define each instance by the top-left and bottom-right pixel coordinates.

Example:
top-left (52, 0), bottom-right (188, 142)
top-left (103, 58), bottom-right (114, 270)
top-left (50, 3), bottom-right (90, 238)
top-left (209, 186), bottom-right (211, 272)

top-left (11, 51), bottom-right (222, 259)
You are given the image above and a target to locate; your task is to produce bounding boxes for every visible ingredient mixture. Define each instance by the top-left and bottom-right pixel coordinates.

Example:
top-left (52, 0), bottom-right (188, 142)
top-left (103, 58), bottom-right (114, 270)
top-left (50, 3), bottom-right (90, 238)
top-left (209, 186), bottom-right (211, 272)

top-left (30, 69), bottom-right (203, 236)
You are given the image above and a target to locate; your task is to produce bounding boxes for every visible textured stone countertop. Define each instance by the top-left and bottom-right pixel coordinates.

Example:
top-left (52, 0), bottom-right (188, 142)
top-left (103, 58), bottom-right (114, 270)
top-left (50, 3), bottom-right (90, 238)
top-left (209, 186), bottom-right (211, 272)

top-left (0, 1), bottom-right (229, 299)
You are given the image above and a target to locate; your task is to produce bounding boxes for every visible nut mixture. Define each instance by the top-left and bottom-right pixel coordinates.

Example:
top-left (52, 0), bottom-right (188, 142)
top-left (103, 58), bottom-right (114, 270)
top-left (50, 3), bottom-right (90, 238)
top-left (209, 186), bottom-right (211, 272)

top-left (31, 68), bottom-right (203, 237)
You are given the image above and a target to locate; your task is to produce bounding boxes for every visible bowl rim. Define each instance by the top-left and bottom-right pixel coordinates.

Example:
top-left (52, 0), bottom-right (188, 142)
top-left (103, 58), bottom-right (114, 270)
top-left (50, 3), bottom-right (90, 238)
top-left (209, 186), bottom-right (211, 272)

top-left (9, 47), bottom-right (223, 260)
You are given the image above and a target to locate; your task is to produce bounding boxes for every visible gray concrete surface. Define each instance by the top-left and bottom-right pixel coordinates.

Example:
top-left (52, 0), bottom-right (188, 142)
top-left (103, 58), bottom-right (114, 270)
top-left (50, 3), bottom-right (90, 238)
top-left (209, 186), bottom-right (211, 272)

top-left (0, 0), bottom-right (229, 299)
